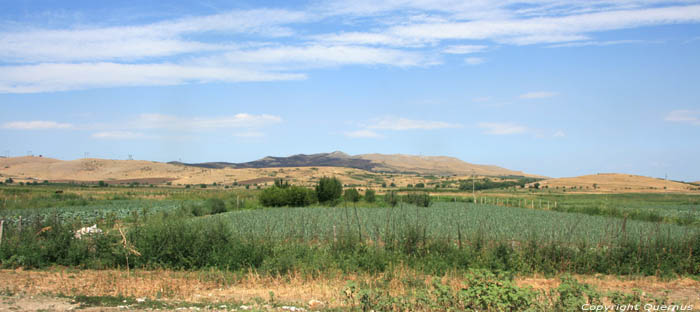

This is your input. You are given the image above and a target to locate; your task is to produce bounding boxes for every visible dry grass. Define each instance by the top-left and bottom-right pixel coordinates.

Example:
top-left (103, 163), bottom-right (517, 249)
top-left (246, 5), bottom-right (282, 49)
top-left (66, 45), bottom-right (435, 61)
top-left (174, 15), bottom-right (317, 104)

top-left (0, 155), bottom-right (543, 190)
top-left (2, 268), bottom-right (698, 308)
top-left (534, 173), bottom-right (699, 193)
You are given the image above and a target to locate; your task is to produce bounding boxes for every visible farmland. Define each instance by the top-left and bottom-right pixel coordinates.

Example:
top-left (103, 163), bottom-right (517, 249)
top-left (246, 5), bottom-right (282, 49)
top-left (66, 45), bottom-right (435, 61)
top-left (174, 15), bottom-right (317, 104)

top-left (0, 183), bottom-right (699, 310)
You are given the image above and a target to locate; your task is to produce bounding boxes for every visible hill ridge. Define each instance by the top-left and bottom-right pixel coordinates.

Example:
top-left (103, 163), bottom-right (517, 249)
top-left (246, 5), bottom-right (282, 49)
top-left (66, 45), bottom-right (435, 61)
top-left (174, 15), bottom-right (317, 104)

top-left (170, 151), bottom-right (542, 178)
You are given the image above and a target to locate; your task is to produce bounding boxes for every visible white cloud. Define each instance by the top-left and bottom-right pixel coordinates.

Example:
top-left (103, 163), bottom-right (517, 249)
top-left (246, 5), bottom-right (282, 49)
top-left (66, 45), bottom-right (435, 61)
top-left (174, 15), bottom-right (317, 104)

top-left (0, 9), bottom-right (309, 63)
top-left (2, 120), bottom-right (73, 130)
top-left (2, 2), bottom-right (700, 93)
top-left (0, 62), bottom-right (305, 93)
top-left (132, 113), bottom-right (282, 130)
top-left (519, 91), bottom-right (558, 99)
top-left (210, 45), bottom-right (434, 68)
top-left (477, 122), bottom-right (528, 135)
top-left (548, 39), bottom-right (654, 48)
top-left (665, 110), bottom-right (700, 125)
top-left (91, 131), bottom-right (148, 139)
top-left (443, 45), bottom-right (488, 54)
top-left (311, 32), bottom-right (428, 47)
top-left (367, 117), bottom-right (461, 130)
top-left (553, 130), bottom-right (566, 137)
top-left (344, 129), bottom-right (383, 138)
top-left (341, 4), bottom-right (700, 47)
top-left (465, 57), bottom-right (485, 65)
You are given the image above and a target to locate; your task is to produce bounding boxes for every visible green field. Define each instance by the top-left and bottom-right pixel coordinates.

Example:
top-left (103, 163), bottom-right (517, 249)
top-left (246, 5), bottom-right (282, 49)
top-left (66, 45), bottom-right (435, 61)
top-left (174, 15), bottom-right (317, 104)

top-left (1, 184), bottom-right (699, 310)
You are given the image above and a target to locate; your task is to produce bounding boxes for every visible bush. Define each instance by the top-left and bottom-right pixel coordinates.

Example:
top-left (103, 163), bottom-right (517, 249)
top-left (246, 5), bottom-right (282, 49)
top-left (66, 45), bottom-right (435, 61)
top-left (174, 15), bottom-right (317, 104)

top-left (384, 191), bottom-right (399, 207)
top-left (344, 188), bottom-right (360, 203)
top-left (365, 189), bottom-right (376, 203)
top-left (206, 198), bottom-right (227, 214)
top-left (403, 192), bottom-right (431, 207)
top-left (259, 185), bottom-right (316, 207)
top-left (315, 176), bottom-right (342, 203)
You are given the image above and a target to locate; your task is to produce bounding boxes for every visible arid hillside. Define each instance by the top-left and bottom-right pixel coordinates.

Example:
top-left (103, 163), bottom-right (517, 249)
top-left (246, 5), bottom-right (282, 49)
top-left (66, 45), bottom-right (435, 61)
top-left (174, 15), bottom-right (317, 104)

top-left (175, 151), bottom-right (543, 178)
top-left (356, 153), bottom-right (542, 177)
top-left (534, 173), bottom-right (699, 193)
top-left (0, 156), bottom-right (492, 188)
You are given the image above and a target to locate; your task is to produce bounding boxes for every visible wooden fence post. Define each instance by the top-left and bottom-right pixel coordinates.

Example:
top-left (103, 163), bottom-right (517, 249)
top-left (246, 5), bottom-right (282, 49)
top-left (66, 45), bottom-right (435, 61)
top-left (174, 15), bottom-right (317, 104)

top-left (0, 219), bottom-right (4, 246)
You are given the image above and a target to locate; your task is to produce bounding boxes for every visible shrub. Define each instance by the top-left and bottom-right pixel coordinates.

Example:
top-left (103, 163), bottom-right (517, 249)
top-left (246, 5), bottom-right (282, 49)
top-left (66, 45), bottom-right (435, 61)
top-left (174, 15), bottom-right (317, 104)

top-left (259, 185), bottom-right (316, 207)
top-left (316, 177), bottom-right (342, 203)
top-left (206, 198), bottom-right (227, 214)
top-left (403, 192), bottom-right (431, 207)
top-left (344, 188), bottom-right (361, 203)
top-left (384, 191), bottom-right (399, 207)
top-left (365, 189), bottom-right (376, 203)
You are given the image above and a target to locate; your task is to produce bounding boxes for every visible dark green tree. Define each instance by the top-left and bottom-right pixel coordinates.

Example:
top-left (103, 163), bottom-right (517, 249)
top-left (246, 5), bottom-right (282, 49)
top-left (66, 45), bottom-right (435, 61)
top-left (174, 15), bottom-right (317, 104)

top-left (384, 190), bottom-right (399, 207)
top-left (315, 176), bottom-right (342, 203)
top-left (344, 188), bottom-right (361, 203)
top-left (364, 189), bottom-right (376, 203)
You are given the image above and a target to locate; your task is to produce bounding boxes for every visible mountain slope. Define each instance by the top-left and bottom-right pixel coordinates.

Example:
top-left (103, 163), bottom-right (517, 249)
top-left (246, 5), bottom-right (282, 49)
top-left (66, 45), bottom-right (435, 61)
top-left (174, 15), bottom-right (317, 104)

top-left (173, 151), bottom-right (542, 177)
top-left (535, 173), bottom-right (698, 193)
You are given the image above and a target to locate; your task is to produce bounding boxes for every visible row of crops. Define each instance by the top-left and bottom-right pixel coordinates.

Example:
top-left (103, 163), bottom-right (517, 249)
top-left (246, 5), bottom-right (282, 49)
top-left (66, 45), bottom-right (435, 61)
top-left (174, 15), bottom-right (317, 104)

top-left (0, 199), bottom-right (183, 225)
top-left (214, 202), bottom-right (698, 245)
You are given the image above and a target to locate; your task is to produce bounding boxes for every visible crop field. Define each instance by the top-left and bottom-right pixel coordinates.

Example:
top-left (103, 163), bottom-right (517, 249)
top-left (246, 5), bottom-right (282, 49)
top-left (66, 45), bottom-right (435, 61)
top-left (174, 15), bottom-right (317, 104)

top-left (217, 203), bottom-right (696, 245)
top-left (0, 184), bottom-right (699, 310)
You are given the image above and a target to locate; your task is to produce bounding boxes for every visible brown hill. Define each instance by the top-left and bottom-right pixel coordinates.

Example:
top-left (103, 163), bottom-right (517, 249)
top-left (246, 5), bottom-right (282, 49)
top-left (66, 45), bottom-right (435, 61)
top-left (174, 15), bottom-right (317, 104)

top-left (0, 156), bottom-right (484, 188)
top-left (534, 173), bottom-right (699, 193)
top-left (174, 151), bottom-right (542, 178)
top-left (356, 153), bottom-right (542, 177)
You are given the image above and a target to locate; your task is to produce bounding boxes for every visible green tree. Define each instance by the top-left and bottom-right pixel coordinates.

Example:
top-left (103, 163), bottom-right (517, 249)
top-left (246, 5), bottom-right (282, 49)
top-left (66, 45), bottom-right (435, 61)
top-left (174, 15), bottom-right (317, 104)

top-left (274, 178), bottom-right (289, 188)
top-left (364, 189), bottom-right (376, 203)
top-left (344, 188), bottom-right (361, 203)
top-left (315, 176), bottom-right (342, 203)
top-left (384, 190), bottom-right (399, 207)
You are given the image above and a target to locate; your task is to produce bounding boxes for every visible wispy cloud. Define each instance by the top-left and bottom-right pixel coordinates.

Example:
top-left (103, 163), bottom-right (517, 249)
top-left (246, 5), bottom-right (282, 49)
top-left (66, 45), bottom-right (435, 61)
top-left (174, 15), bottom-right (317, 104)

top-left (465, 57), bottom-right (485, 65)
top-left (519, 91), bottom-right (558, 99)
top-left (477, 122), bottom-right (528, 135)
top-left (0, 9), bottom-right (309, 63)
top-left (548, 39), bottom-right (656, 48)
top-left (132, 113), bottom-right (282, 130)
top-left (344, 129), bottom-right (383, 138)
top-left (665, 110), bottom-right (700, 125)
top-left (91, 131), bottom-right (149, 139)
top-left (2, 120), bottom-right (73, 130)
top-left (367, 117), bottom-right (461, 130)
top-left (209, 45), bottom-right (434, 68)
top-left (0, 62), bottom-right (306, 94)
top-left (2, 2), bottom-right (700, 93)
top-left (443, 45), bottom-right (488, 54)
top-left (553, 130), bottom-right (566, 138)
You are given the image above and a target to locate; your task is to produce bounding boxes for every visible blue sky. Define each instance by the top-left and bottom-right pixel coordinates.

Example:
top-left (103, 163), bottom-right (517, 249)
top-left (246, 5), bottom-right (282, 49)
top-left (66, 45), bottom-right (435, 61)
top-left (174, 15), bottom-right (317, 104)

top-left (1, 0), bottom-right (699, 180)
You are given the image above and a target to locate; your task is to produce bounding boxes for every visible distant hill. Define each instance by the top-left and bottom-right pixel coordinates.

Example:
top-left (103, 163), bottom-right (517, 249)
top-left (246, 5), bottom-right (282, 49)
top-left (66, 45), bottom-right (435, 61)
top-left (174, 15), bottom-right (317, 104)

top-left (171, 151), bottom-right (542, 178)
top-left (170, 151), bottom-right (375, 171)
top-left (534, 173), bottom-right (699, 193)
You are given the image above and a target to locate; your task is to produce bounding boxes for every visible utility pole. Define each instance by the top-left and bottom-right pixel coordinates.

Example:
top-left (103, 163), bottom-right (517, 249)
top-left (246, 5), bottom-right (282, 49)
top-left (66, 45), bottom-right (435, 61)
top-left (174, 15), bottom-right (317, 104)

top-left (472, 170), bottom-right (476, 204)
